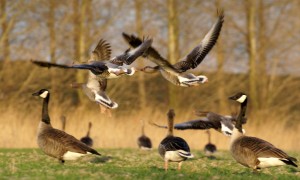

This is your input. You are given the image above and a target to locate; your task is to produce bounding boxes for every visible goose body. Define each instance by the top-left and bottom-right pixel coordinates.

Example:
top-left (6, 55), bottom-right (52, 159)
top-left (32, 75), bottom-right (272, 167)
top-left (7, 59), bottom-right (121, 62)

top-left (137, 119), bottom-right (152, 150)
top-left (33, 89), bottom-right (100, 163)
top-left (229, 92), bottom-right (297, 170)
top-left (80, 122), bottom-right (94, 147)
top-left (32, 37), bottom-right (152, 109)
top-left (158, 109), bottom-right (193, 171)
top-left (122, 10), bottom-right (224, 87)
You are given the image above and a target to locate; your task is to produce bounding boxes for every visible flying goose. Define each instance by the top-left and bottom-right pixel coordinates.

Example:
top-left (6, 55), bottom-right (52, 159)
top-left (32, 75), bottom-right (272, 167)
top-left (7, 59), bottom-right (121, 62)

top-left (122, 10), bottom-right (224, 87)
top-left (204, 130), bottom-right (217, 157)
top-left (31, 38), bottom-right (152, 109)
top-left (158, 109), bottom-right (194, 171)
top-left (150, 110), bottom-right (246, 136)
top-left (32, 89), bottom-right (101, 163)
top-left (61, 115), bottom-right (66, 131)
top-left (80, 122), bottom-right (94, 147)
top-left (137, 119), bottom-right (152, 150)
top-left (229, 92), bottom-right (297, 170)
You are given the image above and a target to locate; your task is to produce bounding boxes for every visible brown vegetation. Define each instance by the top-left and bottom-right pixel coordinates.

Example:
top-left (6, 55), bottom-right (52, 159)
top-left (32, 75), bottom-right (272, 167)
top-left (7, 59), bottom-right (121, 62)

top-left (0, 1), bottom-right (299, 150)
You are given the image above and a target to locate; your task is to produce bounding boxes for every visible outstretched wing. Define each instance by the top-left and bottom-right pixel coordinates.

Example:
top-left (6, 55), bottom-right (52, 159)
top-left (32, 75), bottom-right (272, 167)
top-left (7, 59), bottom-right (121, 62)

top-left (173, 10), bottom-right (224, 72)
top-left (174, 119), bottom-right (221, 130)
top-left (31, 60), bottom-right (72, 69)
top-left (122, 33), bottom-right (178, 72)
top-left (91, 39), bottom-right (112, 61)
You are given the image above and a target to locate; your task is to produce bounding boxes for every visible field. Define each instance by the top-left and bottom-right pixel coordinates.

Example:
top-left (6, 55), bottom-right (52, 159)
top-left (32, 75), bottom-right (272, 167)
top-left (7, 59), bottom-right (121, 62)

top-left (1, 148), bottom-right (299, 179)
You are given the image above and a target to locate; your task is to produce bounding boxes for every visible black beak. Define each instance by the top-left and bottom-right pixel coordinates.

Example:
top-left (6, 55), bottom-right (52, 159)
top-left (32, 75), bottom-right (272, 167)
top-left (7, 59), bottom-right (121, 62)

top-left (32, 92), bottom-right (40, 96)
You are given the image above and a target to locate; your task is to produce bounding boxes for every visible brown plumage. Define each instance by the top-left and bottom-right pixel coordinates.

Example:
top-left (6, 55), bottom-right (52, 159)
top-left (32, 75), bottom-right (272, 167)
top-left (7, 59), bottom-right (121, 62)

top-left (33, 89), bottom-right (100, 163)
top-left (80, 122), bottom-right (94, 147)
top-left (229, 92), bottom-right (297, 170)
top-left (137, 119), bottom-right (152, 150)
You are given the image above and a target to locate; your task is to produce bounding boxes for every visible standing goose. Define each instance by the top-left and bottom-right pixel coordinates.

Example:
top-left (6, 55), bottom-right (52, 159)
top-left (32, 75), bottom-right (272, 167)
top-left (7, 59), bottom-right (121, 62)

top-left (122, 10), bottom-right (224, 87)
top-left (31, 38), bottom-right (152, 109)
top-left (80, 122), bottom-right (94, 147)
top-left (33, 89), bottom-right (101, 163)
top-left (149, 110), bottom-right (246, 136)
top-left (158, 109), bottom-right (194, 171)
top-left (60, 115), bottom-right (66, 131)
top-left (229, 92), bottom-right (297, 170)
top-left (204, 130), bottom-right (217, 157)
top-left (137, 119), bottom-right (152, 150)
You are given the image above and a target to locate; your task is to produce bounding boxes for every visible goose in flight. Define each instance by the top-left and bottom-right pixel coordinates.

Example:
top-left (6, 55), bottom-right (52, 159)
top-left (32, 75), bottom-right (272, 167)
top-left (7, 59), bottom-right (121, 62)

top-left (229, 92), bottom-right (297, 171)
top-left (32, 89), bottom-right (101, 163)
top-left (150, 110), bottom-right (246, 136)
top-left (32, 38), bottom-right (152, 109)
top-left (122, 10), bottom-right (224, 87)
top-left (158, 109), bottom-right (193, 171)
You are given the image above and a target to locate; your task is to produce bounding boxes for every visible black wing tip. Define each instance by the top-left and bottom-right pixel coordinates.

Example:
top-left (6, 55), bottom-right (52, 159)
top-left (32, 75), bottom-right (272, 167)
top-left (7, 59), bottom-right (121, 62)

top-left (90, 149), bottom-right (101, 156)
top-left (281, 157), bottom-right (298, 167)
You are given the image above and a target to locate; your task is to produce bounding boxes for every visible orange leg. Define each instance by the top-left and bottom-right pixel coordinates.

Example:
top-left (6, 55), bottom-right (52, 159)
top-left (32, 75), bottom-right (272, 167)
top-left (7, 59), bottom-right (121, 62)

top-left (99, 105), bottom-right (112, 117)
top-left (178, 162), bottom-right (182, 171)
top-left (164, 160), bottom-right (168, 171)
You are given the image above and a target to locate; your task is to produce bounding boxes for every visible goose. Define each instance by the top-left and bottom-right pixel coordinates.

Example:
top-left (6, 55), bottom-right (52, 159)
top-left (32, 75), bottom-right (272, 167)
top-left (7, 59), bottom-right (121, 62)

top-left (204, 130), bottom-right (217, 157)
top-left (149, 110), bottom-right (246, 136)
top-left (229, 92), bottom-right (297, 170)
top-left (122, 10), bottom-right (224, 87)
top-left (60, 115), bottom-right (66, 131)
top-left (80, 122), bottom-right (93, 147)
top-left (158, 109), bottom-right (194, 171)
top-left (31, 38), bottom-right (152, 109)
top-left (137, 119), bottom-right (152, 150)
top-left (32, 89), bottom-right (101, 163)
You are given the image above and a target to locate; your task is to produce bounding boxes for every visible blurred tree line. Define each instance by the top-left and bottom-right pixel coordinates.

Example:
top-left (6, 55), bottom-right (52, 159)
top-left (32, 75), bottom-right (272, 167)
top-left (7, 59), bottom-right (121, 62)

top-left (0, 0), bottom-right (299, 125)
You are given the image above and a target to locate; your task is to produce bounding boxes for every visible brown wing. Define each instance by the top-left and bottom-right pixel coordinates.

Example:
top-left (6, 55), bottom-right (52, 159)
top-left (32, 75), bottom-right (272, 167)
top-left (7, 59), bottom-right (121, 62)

top-left (91, 39), bottom-right (112, 61)
top-left (99, 78), bottom-right (107, 91)
top-left (240, 136), bottom-right (292, 159)
top-left (43, 128), bottom-right (100, 155)
top-left (173, 10), bottom-right (224, 72)
top-left (122, 33), bottom-right (179, 72)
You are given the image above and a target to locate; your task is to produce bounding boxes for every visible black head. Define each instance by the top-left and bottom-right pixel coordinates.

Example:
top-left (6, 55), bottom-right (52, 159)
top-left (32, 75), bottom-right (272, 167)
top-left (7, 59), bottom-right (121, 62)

top-left (32, 89), bottom-right (50, 99)
top-left (228, 92), bottom-right (247, 103)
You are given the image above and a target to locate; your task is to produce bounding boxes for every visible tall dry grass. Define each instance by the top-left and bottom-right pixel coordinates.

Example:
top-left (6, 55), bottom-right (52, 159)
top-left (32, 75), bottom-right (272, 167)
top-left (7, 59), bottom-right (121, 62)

top-left (0, 103), bottom-right (299, 151)
top-left (0, 61), bottom-right (299, 150)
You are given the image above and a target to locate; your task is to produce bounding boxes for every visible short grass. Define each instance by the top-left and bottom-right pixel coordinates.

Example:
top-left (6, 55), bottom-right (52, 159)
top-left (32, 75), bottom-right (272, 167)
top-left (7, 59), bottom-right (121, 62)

top-left (0, 149), bottom-right (299, 180)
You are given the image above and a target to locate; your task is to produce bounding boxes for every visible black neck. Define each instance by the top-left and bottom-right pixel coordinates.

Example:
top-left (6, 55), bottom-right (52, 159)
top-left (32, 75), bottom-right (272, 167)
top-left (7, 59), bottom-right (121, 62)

top-left (42, 95), bottom-right (51, 124)
top-left (207, 131), bottom-right (211, 143)
top-left (235, 99), bottom-right (247, 133)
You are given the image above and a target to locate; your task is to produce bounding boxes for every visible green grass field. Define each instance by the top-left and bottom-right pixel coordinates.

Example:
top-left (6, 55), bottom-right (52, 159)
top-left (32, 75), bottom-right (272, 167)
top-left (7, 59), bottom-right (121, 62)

top-left (0, 149), bottom-right (299, 179)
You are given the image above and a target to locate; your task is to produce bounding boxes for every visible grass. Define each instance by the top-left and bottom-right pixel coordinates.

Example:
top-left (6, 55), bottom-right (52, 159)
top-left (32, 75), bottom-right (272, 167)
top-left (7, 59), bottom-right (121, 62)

top-left (0, 149), bottom-right (299, 179)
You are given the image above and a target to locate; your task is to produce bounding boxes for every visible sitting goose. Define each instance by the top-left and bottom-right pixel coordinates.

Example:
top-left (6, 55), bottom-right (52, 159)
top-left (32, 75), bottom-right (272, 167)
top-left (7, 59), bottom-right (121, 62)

top-left (158, 109), bottom-right (194, 171)
top-left (150, 110), bottom-right (246, 136)
top-left (229, 92), bottom-right (297, 170)
top-left (32, 89), bottom-right (101, 163)
top-left (31, 38), bottom-right (152, 109)
top-left (122, 10), bottom-right (224, 87)
top-left (80, 122), bottom-right (93, 147)
top-left (137, 119), bottom-right (152, 150)
top-left (204, 130), bottom-right (217, 157)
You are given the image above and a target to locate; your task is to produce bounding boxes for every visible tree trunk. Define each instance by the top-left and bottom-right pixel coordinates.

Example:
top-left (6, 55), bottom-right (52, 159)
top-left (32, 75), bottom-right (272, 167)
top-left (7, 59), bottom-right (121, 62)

top-left (47, 0), bottom-right (58, 105)
top-left (215, 0), bottom-right (226, 113)
top-left (246, 0), bottom-right (258, 110)
top-left (0, 0), bottom-right (10, 63)
top-left (73, 0), bottom-right (87, 104)
top-left (167, 0), bottom-right (179, 108)
top-left (134, 0), bottom-right (147, 110)
top-left (258, 0), bottom-right (267, 109)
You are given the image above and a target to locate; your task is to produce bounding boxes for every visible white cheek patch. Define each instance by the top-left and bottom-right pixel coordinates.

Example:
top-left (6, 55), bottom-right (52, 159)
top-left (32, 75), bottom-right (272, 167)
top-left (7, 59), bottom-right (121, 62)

top-left (236, 95), bottom-right (247, 103)
top-left (221, 123), bottom-right (233, 136)
top-left (257, 157), bottom-right (286, 168)
top-left (62, 151), bottom-right (89, 161)
top-left (39, 91), bottom-right (49, 98)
